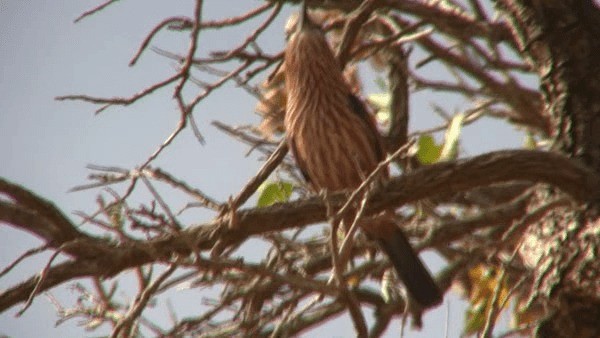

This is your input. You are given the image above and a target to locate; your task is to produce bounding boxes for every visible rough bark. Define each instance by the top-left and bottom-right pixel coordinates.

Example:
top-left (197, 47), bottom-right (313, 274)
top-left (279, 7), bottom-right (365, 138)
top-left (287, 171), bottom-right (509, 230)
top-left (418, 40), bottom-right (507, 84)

top-left (496, 1), bottom-right (600, 336)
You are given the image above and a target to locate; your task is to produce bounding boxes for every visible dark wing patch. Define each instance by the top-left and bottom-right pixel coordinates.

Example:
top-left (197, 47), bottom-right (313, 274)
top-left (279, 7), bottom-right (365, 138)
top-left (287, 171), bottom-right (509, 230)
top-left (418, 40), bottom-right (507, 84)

top-left (347, 94), bottom-right (385, 162)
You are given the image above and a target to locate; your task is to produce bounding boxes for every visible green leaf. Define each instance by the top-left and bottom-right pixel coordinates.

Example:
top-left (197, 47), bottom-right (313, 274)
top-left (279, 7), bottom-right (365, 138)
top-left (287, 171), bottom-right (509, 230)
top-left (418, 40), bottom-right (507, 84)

top-left (464, 302), bottom-right (487, 334)
top-left (524, 132), bottom-right (536, 149)
top-left (374, 76), bottom-right (388, 91)
top-left (439, 113), bottom-right (465, 161)
top-left (257, 181), bottom-right (293, 207)
top-left (416, 134), bottom-right (442, 164)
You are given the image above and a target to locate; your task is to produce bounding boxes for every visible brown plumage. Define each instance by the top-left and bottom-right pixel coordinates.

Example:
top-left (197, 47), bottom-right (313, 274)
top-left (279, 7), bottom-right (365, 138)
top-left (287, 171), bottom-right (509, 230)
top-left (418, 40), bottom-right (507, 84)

top-left (284, 5), bottom-right (442, 308)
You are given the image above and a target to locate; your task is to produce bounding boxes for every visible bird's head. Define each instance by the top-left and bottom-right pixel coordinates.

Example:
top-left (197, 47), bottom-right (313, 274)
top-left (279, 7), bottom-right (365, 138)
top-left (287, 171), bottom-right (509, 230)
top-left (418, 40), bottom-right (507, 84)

top-left (285, 1), bottom-right (321, 40)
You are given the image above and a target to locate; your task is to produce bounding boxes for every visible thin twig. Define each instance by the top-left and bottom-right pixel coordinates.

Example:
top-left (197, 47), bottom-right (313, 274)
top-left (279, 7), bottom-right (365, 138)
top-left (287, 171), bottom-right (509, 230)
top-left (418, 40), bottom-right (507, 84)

top-left (200, 2), bottom-right (273, 29)
top-left (140, 175), bottom-right (181, 231)
top-left (74, 0), bottom-right (118, 23)
top-left (227, 140), bottom-right (289, 212)
top-left (143, 167), bottom-right (221, 210)
top-left (336, 0), bottom-right (382, 67)
top-left (481, 241), bottom-right (525, 338)
top-left (336, 139), bottom-right (416, 219)
top-left (55, 73), bottom-right (181, 114)
top-left (16, 247), bottom-right (64, 316)
top-left (111, 264), bottom-right (177, 337)
top-left (130, 17), bottom-right (193, 66)
top-left (0, 245), bottom-right (48, 278)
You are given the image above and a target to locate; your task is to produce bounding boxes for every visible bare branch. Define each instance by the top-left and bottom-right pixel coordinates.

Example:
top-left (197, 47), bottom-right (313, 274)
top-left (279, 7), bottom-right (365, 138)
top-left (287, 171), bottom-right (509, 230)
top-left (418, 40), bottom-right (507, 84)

top-left (74, 0), bottom-right (119, 23)
top-left (2, 149), bottom-right (598, 314)
top-left (111, 264), bottom-right (176, 337)
top-left (225, 140), bottom-right (289, 212)
top-left (130, 17), bottom-right (193, 66)
top-left (55, 73), bottom-right (181, 114)
top-left (336, 0), bottom-right (382, 67)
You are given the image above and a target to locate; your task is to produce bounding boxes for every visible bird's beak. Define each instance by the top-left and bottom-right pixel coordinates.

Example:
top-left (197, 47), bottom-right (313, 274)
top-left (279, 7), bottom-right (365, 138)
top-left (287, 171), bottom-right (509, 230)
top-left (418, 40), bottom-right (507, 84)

top-left (298, 1), bottom-right (309, 31)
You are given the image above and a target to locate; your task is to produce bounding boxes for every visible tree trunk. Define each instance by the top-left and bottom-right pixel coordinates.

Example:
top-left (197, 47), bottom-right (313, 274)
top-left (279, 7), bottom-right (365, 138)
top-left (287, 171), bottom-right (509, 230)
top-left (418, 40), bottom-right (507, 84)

top-left (496, 1), bottom-right (600, 336)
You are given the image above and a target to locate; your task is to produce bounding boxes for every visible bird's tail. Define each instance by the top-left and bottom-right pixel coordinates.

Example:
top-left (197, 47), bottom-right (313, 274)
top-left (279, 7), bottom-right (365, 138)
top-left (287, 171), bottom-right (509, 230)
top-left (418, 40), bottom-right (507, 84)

top-left (375, 225), bottom-right (442, 308)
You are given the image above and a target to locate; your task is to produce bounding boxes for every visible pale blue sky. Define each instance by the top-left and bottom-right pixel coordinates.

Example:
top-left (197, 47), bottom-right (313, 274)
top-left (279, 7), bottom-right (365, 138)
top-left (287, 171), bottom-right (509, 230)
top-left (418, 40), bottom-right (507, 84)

top-left (0, 1), bottom-right (523, 337)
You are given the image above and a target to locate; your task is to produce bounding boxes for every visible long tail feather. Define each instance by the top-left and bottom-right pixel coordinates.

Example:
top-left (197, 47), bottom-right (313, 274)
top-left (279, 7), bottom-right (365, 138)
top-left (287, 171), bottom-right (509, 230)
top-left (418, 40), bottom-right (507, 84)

top-left (376, 228), bottom-right (442, 308)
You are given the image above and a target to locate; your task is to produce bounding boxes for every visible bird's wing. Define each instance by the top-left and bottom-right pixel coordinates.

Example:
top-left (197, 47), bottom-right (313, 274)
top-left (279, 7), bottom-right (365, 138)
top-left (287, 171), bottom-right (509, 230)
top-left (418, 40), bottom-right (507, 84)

top-left (347, 94), bottom-right (386, 163)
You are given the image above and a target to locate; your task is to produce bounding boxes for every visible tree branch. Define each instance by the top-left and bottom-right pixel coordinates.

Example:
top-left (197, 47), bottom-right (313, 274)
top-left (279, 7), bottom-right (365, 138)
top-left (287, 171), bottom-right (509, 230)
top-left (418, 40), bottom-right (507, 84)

top-left (1, 149), bottom-right (598, 313)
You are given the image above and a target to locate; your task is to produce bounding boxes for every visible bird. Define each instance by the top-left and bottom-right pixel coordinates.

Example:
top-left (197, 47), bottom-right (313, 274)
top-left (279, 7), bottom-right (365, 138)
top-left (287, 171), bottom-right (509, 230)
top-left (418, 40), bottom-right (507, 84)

top-left (283, 3), bottom-right (442, 309)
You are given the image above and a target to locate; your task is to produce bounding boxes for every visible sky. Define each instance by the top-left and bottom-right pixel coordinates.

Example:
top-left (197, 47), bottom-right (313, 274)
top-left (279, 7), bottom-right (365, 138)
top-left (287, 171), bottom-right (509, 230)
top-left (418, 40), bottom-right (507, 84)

top-left (0, 1), bottom-right (524, 337)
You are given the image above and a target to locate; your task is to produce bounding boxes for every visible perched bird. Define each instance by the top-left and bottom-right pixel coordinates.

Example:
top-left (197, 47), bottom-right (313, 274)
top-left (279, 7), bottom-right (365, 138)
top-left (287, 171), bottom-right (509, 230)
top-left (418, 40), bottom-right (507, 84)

top-left (283, 3), bottom-right (442, 308)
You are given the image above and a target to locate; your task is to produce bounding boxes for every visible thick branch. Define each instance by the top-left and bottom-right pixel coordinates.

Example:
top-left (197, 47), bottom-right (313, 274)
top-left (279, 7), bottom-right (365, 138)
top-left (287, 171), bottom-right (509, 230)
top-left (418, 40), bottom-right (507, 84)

top-left (0, 260), bottom-right (105, 313)
top-left (1, 149), bottom-right (598, 312)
